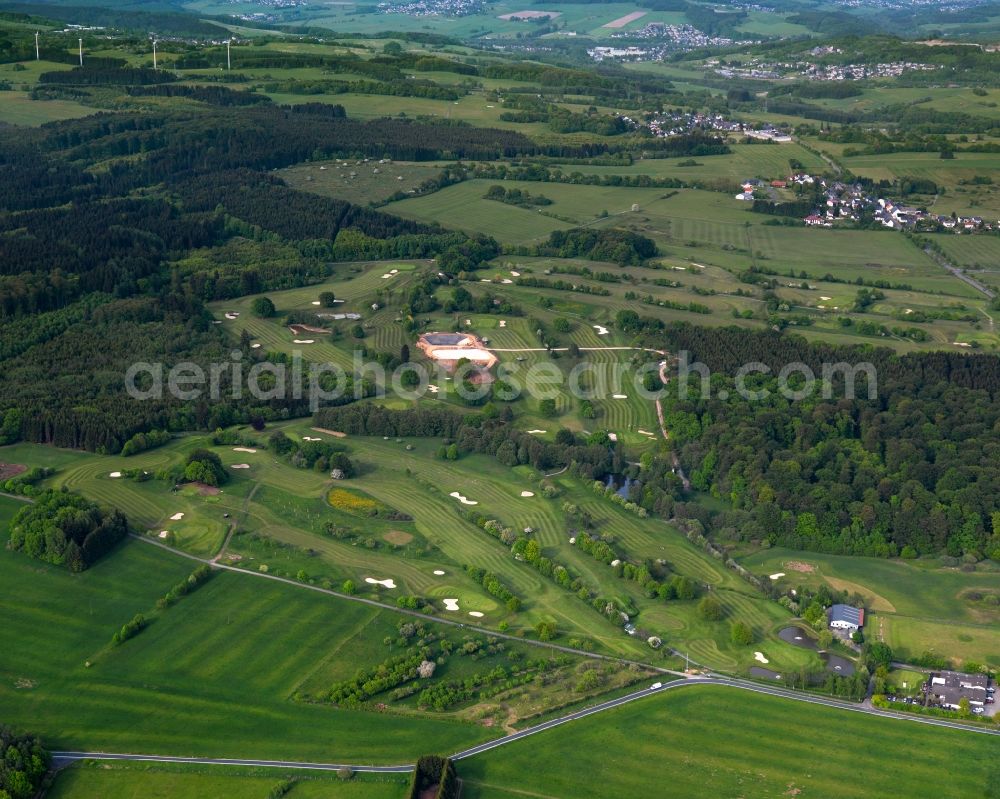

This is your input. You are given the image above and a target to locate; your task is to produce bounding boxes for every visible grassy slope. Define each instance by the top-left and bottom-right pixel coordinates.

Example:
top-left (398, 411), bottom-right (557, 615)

top-left (459, 685), bottom-right (997, 799)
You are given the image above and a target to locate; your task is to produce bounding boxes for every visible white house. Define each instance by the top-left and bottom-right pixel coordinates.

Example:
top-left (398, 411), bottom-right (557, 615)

top-left (828, 604), bottom-right (864, 631)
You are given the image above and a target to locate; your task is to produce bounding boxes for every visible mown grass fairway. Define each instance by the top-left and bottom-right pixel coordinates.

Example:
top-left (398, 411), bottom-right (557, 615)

top-left (459, 685), bottom-right (998, 798)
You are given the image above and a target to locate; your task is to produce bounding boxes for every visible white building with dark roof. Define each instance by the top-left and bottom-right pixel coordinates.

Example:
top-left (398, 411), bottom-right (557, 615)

top-left (828, 604), bottom-right (864, 631)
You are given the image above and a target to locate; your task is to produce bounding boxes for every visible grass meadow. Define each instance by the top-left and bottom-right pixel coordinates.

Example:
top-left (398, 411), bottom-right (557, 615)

top-left (458, 684), bottom-right (998, 799)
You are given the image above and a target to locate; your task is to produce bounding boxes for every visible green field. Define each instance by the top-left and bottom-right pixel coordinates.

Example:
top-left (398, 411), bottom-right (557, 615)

top-left (48, 762), bottom-right (406, 799)
top-left (282, 160), bottom-right (449, 206)
top-left (741, 547), bottom-right (1000, 666)
top-left (459, 684), bottom-right (998, 798)
top-left (0, 91), bottom-right (94, 125)
top-left (0, 514), bottom-right (497, 760)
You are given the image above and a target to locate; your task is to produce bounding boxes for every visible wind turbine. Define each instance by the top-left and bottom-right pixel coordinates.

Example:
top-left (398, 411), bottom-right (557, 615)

top-left (34, 31), bottom-right (39, 60)
top-left (78, 38), bottom-right (83, 67)
top-left (152, 36), bottom-right (157, 69)
top-left (226, 38), bottom-right (231, 70)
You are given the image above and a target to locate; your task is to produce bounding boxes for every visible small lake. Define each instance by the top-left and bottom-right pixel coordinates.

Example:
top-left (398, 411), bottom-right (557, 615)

top-left (778, 626), bottom-right (855, 676)
top-left (604, 473), bottom-right (632, 499)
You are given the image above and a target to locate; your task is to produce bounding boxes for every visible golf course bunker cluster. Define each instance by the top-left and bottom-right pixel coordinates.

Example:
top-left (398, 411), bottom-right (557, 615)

top-left (417, 331), bottom-right (498, 371)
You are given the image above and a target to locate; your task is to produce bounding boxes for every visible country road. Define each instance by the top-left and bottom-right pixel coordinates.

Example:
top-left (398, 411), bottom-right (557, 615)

top-left (51, 675), bottom-right (1000, 774)
top-left (924, 245), bottom-right (996, 299)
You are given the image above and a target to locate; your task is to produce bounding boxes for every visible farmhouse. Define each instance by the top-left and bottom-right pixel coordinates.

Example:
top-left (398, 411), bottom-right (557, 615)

top-left (928, 671), bottom-right (989, 711)
top-left (828, 604), bottom-right (864, 632)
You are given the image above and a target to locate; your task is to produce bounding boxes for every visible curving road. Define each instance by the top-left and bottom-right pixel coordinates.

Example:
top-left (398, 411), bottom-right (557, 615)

top-left (51, 675), bottom-right (1000, 774)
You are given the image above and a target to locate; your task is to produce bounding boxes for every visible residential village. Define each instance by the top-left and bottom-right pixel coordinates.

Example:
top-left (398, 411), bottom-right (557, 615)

top-left (736, 174), bottom-right (996, 233)
top-left (711, 58), bottom-right (940, 81)
top-left (647, 110), bottom-right (787, 140)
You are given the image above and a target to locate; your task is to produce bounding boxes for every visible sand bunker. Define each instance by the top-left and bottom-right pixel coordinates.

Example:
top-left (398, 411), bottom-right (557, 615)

top-left (443, 598), bottom-right (460, 611)
top-left (302, 436), bottom-right (322, 442)
top-left (233, 447), bottom-right (257, 454)
top-left (170, 512), bottom-right (185, 521)
top-left (428, 385), bottom-right (440, 393)
top-left (612, 394), bottom-right (628, 399)
top-left (499, 320), bottom-right (506, 327)
top-left (433, 570), bottom-right (446, 576)
top-left (365, 577), bottom-right (397, 589)
top-left (820, 296), bottom-right (832, 301)
top-left (527, 429), bottom-right (547, 434)
top-left (312, 427), bottom-right (346, 438)
top-left (510, 271), bottom-right (520, 277)
top-left (158, 530), bottom-right (169, 539)
top-left (109, 471), bottom-right (122, 478)
top-left (450, 491), bottom-right (478, 506)
top-left (593, 325), bottom-right (609, 336)
top-left (754, 651), bottom-right (769, 664)
top-left (637, 429), bottom-right (656, 436)
top-left (251, 343), bottom-right (261, 349)
top-left (311, 301), bottom-right (321, 305)
top-left (520, 491), bottom-right (534, 497)
top-left (293, 339), bottom-right (315, 344)
top-left (224, 312), bottom-right (240, 320)
top-left (769, 572), bottom-right (785, 580)
top-left (468, 611), bottom-right (484, 618)
top-left (231, 464), bottom-right (250, 470)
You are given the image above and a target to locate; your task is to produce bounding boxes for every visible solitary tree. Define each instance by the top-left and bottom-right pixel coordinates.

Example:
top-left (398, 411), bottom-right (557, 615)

top-left (251, 296), bottom-right (275, 318)
top-left (698, 595), bottom-right (724, 621)
top-left (730, 620), bottom-right (754, 646)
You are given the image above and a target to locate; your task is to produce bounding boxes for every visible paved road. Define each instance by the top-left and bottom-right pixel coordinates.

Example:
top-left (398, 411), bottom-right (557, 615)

top-left (51, 675), bottom-right (1000, 773)
top-left (924, 245), bottom-right (996, 299)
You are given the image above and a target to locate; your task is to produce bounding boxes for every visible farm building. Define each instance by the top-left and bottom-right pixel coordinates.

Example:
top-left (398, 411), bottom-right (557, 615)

top-left (929, 671), bottom-right (990, 711)
top-left (828, 604), bottom-right (864, 632)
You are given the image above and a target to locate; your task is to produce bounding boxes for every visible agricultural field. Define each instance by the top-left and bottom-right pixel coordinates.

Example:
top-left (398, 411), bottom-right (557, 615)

top-left (48, 762), bottom-right (406, 799)
top-left (741, 547), bottom-right (1000, 666)
top-left (0, 90), bottom-right (94, 125)
top-left (932, 233), bottom-right (1000, 272)
top-left (839, 150), bottom-right (1000, 220)
top-left (459, 685), bottom-right (998, 799)
top-left (0, 516), bottom-right (482, 759)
